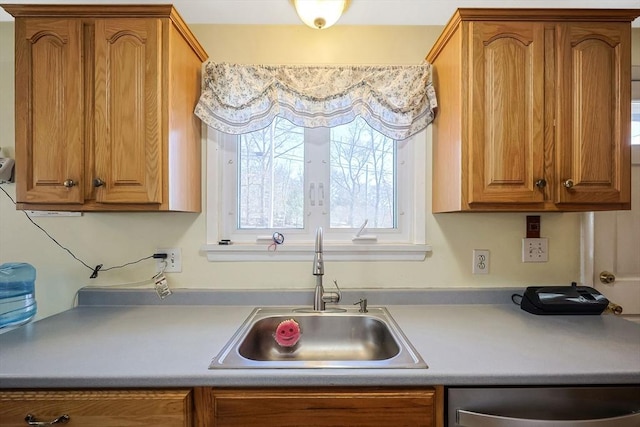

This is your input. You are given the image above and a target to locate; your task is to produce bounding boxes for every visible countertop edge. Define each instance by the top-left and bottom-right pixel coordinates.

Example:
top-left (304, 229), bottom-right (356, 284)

top-left (3, 372), bottom-right (640, 389)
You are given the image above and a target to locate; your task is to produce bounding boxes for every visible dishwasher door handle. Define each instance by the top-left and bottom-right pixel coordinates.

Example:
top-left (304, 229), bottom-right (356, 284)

top-left (457, 409), bottom-right (640, 427)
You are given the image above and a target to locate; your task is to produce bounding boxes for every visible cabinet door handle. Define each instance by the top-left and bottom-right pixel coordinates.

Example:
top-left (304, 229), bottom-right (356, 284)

top-left (562, 179), bottom-right (574, 189)
top-left (24, 414), bottom-right (70, 425)
top-left (62, 179), bottom-right (76, 188)
top-left (534, 179), bottom-right (547, 189)
top-left (93, 178), bottom-right (105, 187)
top-left (457, 409), bottom-right (640, 427)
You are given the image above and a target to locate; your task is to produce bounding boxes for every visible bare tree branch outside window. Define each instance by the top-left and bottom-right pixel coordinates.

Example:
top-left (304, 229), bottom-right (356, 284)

top-left (330, 118), bottom-right (395, 229)
top-left (238, 118), bottom-right (304, 229)
top-left (237, 116), bottom-right (396, 231)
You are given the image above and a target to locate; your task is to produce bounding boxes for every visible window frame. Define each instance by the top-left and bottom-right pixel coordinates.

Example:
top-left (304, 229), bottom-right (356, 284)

top-left (202, 126), bottom-right (431, 262)
top-left (632, 100), bottom-right (640, 146)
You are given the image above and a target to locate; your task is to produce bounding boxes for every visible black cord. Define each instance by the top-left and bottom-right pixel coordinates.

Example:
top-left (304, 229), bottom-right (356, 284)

top-left (0, 185), bottom-right (94, 270)
top-left (0, 184), bottom-right (156, 278)
top-left (101, 255), bottom-right (154, 272)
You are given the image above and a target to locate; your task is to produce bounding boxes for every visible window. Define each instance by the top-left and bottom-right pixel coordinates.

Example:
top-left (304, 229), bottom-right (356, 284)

top-left (204, 118), bottom-right (429, 261)
top-left (196, 63), bottom-right (437, 261)
top-left (229, 116), bottom-right (403, 239)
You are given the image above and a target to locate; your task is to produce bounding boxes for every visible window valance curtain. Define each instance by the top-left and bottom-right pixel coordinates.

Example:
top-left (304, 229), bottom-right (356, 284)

top-left (194, 62), bottom-right (438, 140)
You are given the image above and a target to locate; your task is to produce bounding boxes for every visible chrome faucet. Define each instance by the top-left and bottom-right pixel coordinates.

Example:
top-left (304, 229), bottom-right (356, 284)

top-left (312, 227), bottom-right (340, 311)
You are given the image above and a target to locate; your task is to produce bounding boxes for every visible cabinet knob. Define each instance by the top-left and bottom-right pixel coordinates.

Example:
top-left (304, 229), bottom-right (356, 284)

top-left (93, 178), bottom-right (105, 187)
top-left (562, 179), bottom-right (574, 189)
top-left (62, 179), bottom-right (76, 188)
top-left (24, 413), bottom-right (70, 425)
top-left (535, 179), bottom-right (547, 189)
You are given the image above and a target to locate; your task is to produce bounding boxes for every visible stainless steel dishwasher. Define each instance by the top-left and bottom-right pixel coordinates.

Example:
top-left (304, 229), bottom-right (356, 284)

top-left (447, 386), bottom-right (640, 426)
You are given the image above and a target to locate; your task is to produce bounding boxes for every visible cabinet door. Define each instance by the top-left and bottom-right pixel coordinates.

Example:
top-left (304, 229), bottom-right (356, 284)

top-left (94, 18), bottom-right (162, 204)
top-left (14, 18), bottom-right (84, 204)
top-left (0, 389), bottom-right (193, 427)
top-left (555, 23), bottom-right (631, 206)
top-left (468, 21), bottom-right (546, 205)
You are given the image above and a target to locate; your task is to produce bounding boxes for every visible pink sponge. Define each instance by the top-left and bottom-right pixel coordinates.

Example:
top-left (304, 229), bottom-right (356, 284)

top-left (274, 319), bottom-right (301, 347)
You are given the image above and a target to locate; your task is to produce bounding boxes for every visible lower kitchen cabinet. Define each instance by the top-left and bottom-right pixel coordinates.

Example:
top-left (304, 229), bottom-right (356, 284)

top-left (193, 387), bottom-right (444, 427)
top-left (0, 389), bottom-right (193, 427)
top-left (0, 386), bottom-right (443, 426)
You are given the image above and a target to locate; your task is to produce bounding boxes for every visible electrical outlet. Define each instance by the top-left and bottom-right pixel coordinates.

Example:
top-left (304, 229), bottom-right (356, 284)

top-left (156, 247), bottom-right (182, 272)
top-left (522, 238), bottom-right (548, 263)
top-left (472, 249), bottom-right (490, 274)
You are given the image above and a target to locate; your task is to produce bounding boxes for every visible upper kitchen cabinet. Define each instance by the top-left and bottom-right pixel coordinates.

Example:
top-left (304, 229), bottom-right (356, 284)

top-left (426, 9), bottom-right (639, 212)
top-left (3, 5), bottom-right (208, 212)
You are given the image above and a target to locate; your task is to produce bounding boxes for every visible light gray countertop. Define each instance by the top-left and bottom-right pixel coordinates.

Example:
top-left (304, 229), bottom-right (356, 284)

top-left (0, 288), bottom-right (638, 389)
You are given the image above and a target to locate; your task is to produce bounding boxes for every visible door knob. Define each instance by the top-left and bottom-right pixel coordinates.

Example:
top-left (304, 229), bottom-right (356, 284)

top-left (563, 179), bottom-right (574, 189)
top-left (599, 271), bottom-right (616, 284)
top-left (93, 178), bottom-right (105, 187)
top-left (62, 179), bottom-right (76, 188)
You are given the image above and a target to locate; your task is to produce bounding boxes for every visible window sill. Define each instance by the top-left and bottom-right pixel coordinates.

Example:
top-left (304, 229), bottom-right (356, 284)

top-left (201, 243), bottom-right (431, 262)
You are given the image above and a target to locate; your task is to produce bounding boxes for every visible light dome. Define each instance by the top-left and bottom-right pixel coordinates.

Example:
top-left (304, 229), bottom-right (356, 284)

top-left (293, 0), bottom-right (347, 29)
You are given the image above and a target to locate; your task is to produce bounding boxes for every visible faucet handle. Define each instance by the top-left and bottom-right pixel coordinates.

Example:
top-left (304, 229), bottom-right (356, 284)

top-left (354, 298), bottom-right (368, 313)
top-left (322, 292), bottom-right (340, 304)
top-left (320, 279), bottom-right (341, 305)
top-left (332, 279), bottom-right (342, 301)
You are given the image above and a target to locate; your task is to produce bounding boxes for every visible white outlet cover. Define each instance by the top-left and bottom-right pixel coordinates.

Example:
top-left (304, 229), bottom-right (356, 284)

top-left (156, 248), bottom-right (182, 273)
top-left (522, 238), bottom-right (548, 263)
top-left (472, 249), bottom-right (490, 274)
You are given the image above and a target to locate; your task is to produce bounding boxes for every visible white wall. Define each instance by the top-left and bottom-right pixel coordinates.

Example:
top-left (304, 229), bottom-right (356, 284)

top-left (1, 23), bottom-right (637, 321)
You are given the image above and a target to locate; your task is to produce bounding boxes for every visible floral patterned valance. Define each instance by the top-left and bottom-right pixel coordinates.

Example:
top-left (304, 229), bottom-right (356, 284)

top-left (195, 62), bottom-right (438, 140)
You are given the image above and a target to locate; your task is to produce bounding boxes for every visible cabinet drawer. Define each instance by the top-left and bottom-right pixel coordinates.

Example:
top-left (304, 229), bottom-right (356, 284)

top-left (0, 389), bottom-right (193, 427)
top-left (198, 387), bottom-right (440, 427)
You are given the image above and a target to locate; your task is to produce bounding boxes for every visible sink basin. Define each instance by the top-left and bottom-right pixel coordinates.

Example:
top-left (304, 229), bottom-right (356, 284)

top-left (209, 307), bottom-right (427, 369)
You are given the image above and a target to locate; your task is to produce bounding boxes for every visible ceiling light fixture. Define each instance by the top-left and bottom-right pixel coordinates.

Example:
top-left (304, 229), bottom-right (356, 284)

top-left (292, 0), bottom-right (349, 30)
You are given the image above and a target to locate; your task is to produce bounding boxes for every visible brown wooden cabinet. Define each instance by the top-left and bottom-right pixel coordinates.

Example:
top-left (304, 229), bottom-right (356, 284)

top-left (0, 389), bottom-right (193, 426)
top-left (426, 9), bottom-right (638, 212)
top-left (0, 387), bottom-right (442, 427)
top-left (193, 387), bottom-right (443, 427)
top-left (3, 5), bottom-right (208, 212)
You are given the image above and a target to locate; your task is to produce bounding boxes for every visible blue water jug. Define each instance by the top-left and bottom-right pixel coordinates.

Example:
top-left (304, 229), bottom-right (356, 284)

top-left (0, 262), bottom-right (37, 328)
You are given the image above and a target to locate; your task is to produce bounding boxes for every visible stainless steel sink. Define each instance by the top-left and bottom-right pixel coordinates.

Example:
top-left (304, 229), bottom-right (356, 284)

top-left (209, 307), bottom-right (427, 369)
